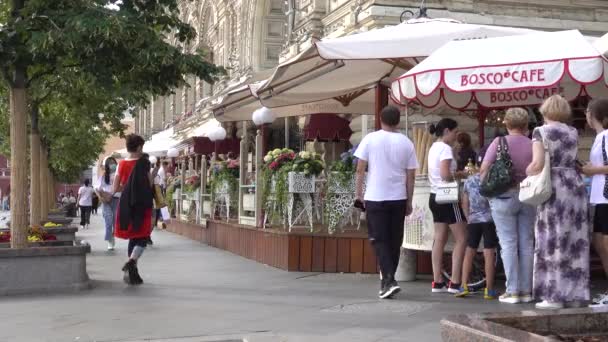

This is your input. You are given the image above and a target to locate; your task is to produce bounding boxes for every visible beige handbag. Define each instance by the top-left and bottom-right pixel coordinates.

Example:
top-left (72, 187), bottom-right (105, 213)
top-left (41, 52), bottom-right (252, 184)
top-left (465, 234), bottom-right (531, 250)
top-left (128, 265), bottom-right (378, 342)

top-left (435, 181), bottom-right (460, 204)
top-left (519, 127), bottom-right (552, 205)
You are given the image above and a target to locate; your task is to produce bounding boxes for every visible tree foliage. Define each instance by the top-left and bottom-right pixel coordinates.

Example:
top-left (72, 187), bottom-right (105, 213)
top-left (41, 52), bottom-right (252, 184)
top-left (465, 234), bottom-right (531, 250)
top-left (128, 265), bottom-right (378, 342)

top-left (0, 0), bottom-right (225, 180)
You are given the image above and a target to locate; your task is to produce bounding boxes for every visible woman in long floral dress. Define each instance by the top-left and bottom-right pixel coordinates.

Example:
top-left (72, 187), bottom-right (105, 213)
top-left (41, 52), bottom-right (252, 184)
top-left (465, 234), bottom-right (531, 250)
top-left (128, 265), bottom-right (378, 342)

top-left (527, 95), bottom-right (590, 309)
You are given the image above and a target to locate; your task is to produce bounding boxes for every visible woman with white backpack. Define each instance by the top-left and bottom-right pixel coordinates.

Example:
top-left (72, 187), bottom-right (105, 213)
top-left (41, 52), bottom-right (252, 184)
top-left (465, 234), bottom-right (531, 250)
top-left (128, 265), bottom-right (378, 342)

top-left (526, 95), bottom-right (590, 309)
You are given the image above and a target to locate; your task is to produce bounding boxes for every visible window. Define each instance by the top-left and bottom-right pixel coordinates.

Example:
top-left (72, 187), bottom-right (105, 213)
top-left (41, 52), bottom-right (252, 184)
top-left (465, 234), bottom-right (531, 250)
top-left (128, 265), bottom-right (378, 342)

top-left (269, 0), bottom-right (284, 14)
top-left (266, 45), bottom-right (281, 62)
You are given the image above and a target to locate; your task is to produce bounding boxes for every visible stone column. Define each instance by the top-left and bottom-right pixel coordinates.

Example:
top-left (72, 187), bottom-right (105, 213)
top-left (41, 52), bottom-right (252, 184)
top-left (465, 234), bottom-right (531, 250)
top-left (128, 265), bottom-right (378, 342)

top-left (181, 85), bottom-right (189, 116)
top-left (150, 96), bottom-right (164, 134)
top-left (134, 111), bottom-right (140, 135)
top-left (395, 248), bottom-right (417, 282)
top-left (179, 157), bottom-right (186, 220)
top-left (174, 88), bottom-right (183, 119)
top-left (190, 76), bottom-right (198, 113)
top-left (161, 96), bottom-right (168, 128)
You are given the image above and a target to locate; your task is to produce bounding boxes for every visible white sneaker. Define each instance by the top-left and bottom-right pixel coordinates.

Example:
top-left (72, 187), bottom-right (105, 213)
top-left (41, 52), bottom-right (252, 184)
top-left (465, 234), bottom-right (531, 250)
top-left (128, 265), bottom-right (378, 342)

top-left (499, 293), bottom-right (521, 304)
top-left (519, 293), bottom-right (534, 303)
top-left (107, 241), bottom-right (115, 251)
top-left (590, 293), bottom-right (608, 307)
top-left (535, 300), bottom-right (563, 310)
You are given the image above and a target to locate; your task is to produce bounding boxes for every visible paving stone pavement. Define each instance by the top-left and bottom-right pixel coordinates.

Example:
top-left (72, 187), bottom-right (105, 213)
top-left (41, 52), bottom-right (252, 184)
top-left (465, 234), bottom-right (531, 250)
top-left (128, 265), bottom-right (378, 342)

top-left (0, 213), bottom-right (596, 342)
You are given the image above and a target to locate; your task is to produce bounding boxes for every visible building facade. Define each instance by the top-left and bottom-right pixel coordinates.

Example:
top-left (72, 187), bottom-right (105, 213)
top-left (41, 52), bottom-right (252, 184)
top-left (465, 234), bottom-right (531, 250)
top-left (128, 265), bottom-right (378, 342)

top-left (133, 0), bottom-right (608, 140)
top-left (134, 0), bottom-right (289, 139)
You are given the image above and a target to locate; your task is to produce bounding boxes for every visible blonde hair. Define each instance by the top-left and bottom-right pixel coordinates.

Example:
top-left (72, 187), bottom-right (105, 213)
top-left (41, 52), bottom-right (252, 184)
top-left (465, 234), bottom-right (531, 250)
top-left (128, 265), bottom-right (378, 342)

top-left (504, 108), bottom-right (529, 130)
top-left (540, 95), bottom-right (571, 123)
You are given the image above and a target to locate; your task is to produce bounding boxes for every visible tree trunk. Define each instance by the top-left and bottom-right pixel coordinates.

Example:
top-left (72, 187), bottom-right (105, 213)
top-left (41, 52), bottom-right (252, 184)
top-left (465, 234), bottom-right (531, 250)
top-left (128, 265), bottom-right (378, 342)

top-left (9, 84), bottom-right (29, 248)
top-left (29, 132), bottom-right (41, 226)
top-left (9, 0), bottom-right (29, 248)
top-left (40, 148), bottom-right (48, 220)
top-left (48, 170), bottom-right (54, 212)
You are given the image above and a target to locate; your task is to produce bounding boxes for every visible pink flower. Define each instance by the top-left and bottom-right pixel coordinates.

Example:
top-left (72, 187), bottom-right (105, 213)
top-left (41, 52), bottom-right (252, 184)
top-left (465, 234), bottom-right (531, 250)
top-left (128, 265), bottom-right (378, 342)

top-left (269, 161), bottom-right (278, 170)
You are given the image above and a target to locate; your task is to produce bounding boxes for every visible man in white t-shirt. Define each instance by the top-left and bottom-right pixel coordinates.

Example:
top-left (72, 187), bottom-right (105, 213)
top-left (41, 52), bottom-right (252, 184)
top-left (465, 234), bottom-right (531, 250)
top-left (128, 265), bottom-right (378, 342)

top-left (354, 105), bottom-right (418, 299)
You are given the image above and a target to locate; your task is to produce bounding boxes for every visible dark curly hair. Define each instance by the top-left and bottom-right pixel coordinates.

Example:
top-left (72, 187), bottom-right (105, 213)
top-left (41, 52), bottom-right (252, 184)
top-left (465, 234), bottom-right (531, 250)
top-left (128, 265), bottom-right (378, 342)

top-left (126, 134), bottom-right (145, 153)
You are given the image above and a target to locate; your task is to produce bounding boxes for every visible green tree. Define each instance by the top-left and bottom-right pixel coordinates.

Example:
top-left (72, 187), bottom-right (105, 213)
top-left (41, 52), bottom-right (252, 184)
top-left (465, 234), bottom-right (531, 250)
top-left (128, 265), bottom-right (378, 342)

top-left (0, 0), bottom-right (224, 247)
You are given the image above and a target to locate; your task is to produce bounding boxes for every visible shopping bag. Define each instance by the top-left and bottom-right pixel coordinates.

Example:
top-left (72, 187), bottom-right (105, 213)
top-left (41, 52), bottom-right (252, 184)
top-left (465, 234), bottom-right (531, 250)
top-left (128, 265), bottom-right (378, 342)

top-left (160, 206), bottom-right (171, 221)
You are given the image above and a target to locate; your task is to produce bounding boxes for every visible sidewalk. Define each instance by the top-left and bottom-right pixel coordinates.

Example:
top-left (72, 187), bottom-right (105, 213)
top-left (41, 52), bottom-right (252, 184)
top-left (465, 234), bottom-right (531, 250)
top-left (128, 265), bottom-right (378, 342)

top-left (0, 214), bottom-right (555, 342)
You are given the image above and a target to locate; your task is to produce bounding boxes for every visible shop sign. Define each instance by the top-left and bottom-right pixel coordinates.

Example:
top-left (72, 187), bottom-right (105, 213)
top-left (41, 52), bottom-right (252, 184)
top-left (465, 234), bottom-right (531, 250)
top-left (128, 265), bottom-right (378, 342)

top-left (445, 61), bottom-right (563, 92)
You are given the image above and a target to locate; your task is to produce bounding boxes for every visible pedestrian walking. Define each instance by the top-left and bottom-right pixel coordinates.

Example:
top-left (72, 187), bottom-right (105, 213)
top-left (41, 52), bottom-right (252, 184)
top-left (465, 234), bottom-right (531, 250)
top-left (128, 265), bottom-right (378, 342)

top-left (480, 108), bottom-right (535, 304)
top-left (112, 134), bottom-right (154, 285)
top-left (427, 118), bottom-right (468, 294)
top-left (92, 193), bottom-right (99, 215)
top-left (583, 98), bottom-right (608, 307)
top-left (77, 179), bottom-right (94, 229)
top-left (527, 95), bottom-right (590, 309)
top-left (67, 191), bottom-right (77, 217)
top-left (142, 153), bottom-right (161, 246)
top-left (95, 156), bottom-right (119, 251)
top-left (354, 106), bottom-right (418, 299)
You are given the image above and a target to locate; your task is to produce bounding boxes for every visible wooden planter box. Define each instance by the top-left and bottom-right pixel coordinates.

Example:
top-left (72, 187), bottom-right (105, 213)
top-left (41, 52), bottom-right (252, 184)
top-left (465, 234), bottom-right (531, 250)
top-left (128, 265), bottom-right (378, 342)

top-left (0, 243), bottom-right (91, 295)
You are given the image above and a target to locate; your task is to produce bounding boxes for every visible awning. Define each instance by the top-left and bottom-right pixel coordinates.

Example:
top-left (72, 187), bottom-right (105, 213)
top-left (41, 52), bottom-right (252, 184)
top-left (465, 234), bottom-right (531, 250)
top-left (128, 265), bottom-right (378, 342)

top-left (594, 32), bottom-right (608, 57)
top-left (255, 18), bottom-right (537, 108)
top-left (212, 80), bottom-right (378, 122)
top-left (192, 137), bottom-right (241, 155)
top-left (392, 30), bottom-right (608, 109)
top-left (114, 127), bottom-right (180, 158)
top-left (304, 114), bottom-right (352, 142)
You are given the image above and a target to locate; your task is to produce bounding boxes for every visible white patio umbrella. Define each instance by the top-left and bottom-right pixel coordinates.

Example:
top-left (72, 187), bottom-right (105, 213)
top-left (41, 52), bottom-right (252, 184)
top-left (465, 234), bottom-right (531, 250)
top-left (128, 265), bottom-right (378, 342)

top-left (255, 18), bottom-right (537, 108)
top-left (391, 30), bottom-right (608, 109)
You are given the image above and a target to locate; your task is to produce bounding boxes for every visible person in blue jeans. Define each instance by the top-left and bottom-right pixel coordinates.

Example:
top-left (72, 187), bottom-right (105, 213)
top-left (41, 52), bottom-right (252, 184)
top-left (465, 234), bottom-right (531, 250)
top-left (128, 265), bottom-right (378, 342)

top-left (480, 107), bottom-right (535, 304)
top-left (95, 156), bottom-right (119, 251)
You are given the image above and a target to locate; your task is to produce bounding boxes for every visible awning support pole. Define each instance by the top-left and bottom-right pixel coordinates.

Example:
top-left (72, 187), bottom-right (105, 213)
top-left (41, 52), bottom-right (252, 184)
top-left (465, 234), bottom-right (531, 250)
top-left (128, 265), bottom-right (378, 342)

top-left (255, 129), bottom-right (264, 228)
top-left (478, 109), bottom-right (488, 147)
top-left (375, 84), bottom-right (389, 130)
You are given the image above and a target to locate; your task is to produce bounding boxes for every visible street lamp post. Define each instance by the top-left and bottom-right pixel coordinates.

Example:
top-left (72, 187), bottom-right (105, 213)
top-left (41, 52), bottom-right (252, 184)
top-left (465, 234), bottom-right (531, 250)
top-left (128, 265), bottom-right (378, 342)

top-left (252, 107), bottom-right (276, 227)
top-left (252, 107), bottom-right (276, 156)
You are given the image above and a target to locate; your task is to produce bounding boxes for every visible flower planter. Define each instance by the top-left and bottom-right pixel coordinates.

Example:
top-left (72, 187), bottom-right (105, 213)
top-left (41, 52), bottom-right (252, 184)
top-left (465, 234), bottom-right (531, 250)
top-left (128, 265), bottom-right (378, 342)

top-left (0, 226), bottom-right (77, 242)
top-left (41, 217), bottom-right (74, 225)
top-left (0, 242), bottom-right (90, 295)
top-left (184, 188), bottom-right (200, 201)
top-left (327, 172), bottom-right (356, 194)
top-left (215, 181), bottom-right (231, 195)
top-left (0, 240), bottom-right (74, 248)
top-left (288, 172), bottom-right (315, 193)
